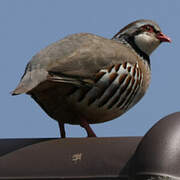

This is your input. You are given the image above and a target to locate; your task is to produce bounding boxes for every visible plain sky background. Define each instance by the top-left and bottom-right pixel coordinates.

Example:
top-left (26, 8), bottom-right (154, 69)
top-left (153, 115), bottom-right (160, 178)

top-left (1, 0), bottom-right (179, 138)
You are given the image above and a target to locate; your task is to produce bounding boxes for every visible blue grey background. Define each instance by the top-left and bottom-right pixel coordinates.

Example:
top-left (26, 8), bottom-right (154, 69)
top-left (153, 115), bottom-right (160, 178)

top-left (1, 0), bottom-right (179, 138)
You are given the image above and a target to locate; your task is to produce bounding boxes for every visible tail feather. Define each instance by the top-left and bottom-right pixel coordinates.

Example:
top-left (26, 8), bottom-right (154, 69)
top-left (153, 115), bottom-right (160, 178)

top-left (12, 69), bottom-right (48, 95)
top-left (11, 84), bottom-right (30, 95)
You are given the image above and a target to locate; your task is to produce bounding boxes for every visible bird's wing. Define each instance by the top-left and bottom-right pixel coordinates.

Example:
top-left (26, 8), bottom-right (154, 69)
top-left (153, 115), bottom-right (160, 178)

top-left (46, 34), bottom-right (138, 87)
top-left (47, 71), bottom-right (95, 88)
top-left (12, 33), bottom-right (138, 95)
top-left (47, 61), bottom-right (143, 111)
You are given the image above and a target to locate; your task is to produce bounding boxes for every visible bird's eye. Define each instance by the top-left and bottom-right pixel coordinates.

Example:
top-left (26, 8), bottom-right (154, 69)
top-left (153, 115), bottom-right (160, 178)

top-left (142, 25), bottom-right (154, 32)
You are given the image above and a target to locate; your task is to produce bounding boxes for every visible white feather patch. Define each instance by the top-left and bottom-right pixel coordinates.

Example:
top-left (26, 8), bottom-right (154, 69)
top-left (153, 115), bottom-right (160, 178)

top-left (134, 33), bottom-right (160, 55)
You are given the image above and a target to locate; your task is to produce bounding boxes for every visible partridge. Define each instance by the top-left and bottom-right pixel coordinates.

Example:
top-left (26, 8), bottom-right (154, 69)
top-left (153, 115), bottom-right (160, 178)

top-left (12, 19), bottom-right (171, 138)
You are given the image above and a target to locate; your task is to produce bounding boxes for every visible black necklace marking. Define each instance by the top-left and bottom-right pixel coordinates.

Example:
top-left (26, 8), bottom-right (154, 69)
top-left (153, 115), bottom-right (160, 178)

top-left (112, 34), bottom-right (151, 66)
top-left (125, 35), bottom-right (150, 66)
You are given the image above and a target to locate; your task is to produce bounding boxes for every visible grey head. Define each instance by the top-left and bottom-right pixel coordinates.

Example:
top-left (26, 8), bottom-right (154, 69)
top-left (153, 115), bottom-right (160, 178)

top-left (112, 19), bottom-right (171, 57)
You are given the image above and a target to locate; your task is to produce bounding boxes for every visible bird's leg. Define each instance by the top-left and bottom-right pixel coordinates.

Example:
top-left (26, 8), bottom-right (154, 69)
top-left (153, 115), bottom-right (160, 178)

top-left (58, 122), bottom-right (66, 138)
top-left (80, 120), bottom-right (96, 137)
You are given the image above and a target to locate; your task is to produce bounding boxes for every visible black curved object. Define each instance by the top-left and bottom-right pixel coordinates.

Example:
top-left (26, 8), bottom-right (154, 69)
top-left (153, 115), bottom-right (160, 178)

top-left (132, 112), bottom-right (180, 180)
top-left (0, 112), bottom-right (179, 179)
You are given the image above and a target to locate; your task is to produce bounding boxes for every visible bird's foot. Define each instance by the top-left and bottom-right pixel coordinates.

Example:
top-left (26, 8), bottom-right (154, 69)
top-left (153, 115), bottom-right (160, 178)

top-left (80, 120), bottom-right (97, 137)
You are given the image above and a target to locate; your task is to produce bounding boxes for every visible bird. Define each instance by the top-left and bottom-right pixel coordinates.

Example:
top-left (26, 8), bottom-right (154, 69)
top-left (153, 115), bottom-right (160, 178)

top-left (12, 19), bottom-right (171, 138)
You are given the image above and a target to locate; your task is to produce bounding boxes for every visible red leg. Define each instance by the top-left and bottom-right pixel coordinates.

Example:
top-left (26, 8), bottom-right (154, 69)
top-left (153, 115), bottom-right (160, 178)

top-left (58, 122), bottom-right (66, 138)
top-left (80, 120), bottom-right (96, 137)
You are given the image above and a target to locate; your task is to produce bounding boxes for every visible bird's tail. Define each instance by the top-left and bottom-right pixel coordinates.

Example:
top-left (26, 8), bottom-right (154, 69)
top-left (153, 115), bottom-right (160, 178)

top-left (11, 69), bottom-right (48, 95)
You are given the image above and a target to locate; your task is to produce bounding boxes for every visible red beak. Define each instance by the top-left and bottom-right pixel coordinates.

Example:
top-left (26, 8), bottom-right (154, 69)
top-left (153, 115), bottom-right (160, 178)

top-left (156, 32), bottom-right (171, 43)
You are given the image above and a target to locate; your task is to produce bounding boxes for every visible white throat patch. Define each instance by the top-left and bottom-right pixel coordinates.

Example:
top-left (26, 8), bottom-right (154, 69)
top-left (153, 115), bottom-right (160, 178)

top-left (134, 33), bottom-right (160, 55)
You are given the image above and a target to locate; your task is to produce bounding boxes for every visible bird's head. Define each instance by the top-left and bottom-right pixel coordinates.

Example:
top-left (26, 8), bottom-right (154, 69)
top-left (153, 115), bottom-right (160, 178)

top-left (113, 19), bottom-right (171, 56)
